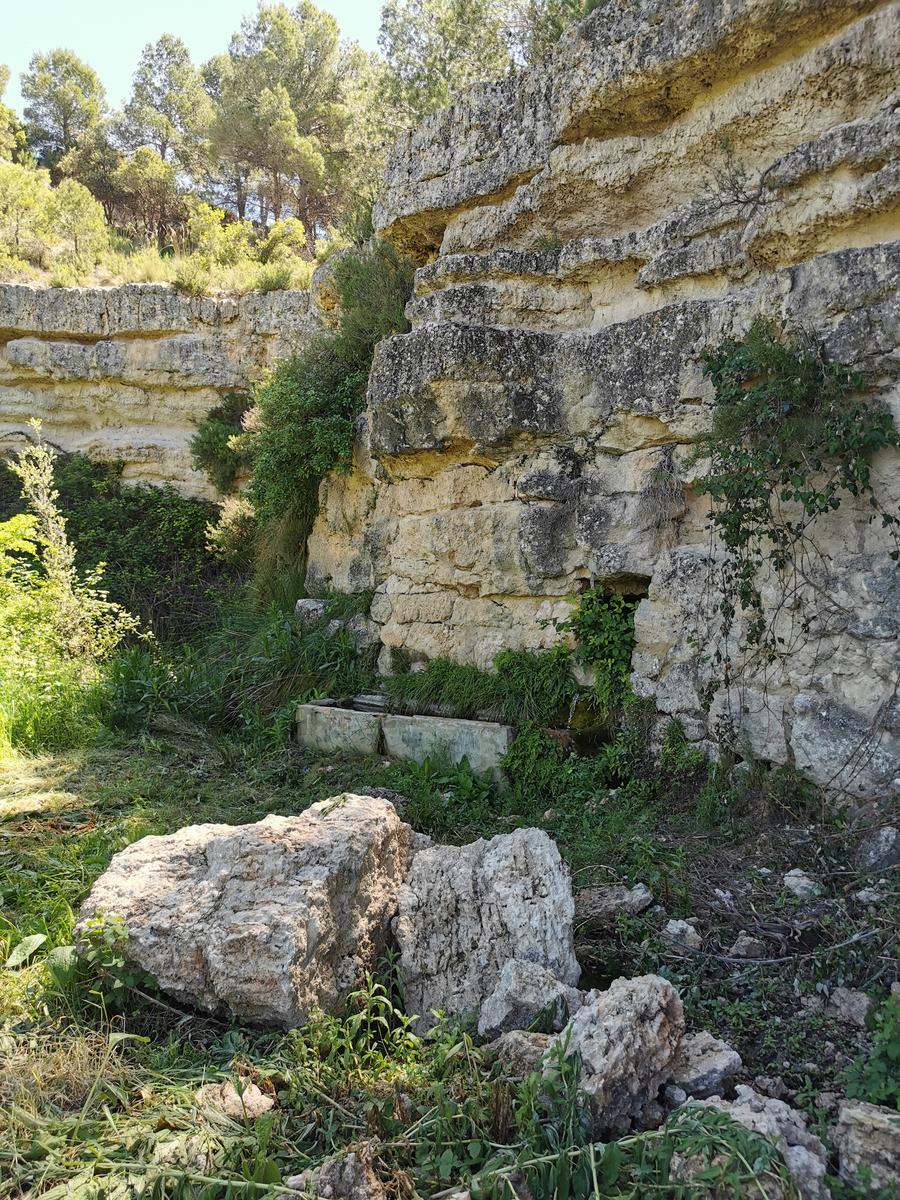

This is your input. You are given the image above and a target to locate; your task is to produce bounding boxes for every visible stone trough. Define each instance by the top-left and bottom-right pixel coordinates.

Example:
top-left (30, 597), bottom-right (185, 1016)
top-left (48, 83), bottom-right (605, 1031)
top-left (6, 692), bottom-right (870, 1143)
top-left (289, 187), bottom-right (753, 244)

top-left (296, 694), bottom-right (515, 780)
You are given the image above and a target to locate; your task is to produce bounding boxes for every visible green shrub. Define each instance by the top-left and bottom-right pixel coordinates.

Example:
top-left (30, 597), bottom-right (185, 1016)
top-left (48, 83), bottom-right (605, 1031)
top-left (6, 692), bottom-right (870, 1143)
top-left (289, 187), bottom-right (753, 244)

top-left (255, 260), bottom-right (294, 292)
top-left (173, 255), bottom-right (210, 296)
top-left (842, 994), bottom-right (900, 1109)
top-left (556, 587), bottom-right (637, 721)
top-left (257, 217), bottom-right (306, 264)
top-left (0, 434), bottom-right (138, 752)
top-left (246, 238), bottom-right (413, 578)
top-left (187, 201), bottom-right (253, 267)
top-left (0, 454), bottom-right (238, 642)
top-left (248, 342), bottom-right (367, 529)
top-left (189, 392), bottom-right (251, 493)
top-left (384, 645), bottom-right (576, 727)
top-left (101, 590), bottom-right (375, 737)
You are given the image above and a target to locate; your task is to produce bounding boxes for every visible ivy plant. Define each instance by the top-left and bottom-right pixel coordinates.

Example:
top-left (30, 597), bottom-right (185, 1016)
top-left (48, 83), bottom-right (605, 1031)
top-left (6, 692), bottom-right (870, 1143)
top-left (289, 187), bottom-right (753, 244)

top-left (696, 319), bottom-right (899, 708)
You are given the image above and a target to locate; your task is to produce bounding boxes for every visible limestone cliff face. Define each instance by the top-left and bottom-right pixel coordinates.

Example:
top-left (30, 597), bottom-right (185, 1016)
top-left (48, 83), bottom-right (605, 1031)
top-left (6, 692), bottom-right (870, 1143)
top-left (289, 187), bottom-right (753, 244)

top-left (308, 0), bottom-right (900, 797)
top-left (0, 284), bottom-right (318, 497)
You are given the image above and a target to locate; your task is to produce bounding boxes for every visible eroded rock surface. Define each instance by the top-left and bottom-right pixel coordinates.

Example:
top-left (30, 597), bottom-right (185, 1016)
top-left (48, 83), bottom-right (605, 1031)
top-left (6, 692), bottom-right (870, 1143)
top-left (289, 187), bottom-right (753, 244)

top-left (395, 827), bottom-right (579, 1027)
top-left (307, 0), bottom-right (900, 796)
top-left (696, 1086), bottom-right (829, 1200)
top-left (477, 957), bottom-right (582, 1037)
top-left (833, 1100), bottom-right (900, 1193)
top-left (0, 284), bottom-right (317, 496)
top-left (77, 795), bottom-right (412, 1027)
top-left (670, 1031), bottom-right (742, 1099)
top-left (552, 974), bottom-right (684, 1136)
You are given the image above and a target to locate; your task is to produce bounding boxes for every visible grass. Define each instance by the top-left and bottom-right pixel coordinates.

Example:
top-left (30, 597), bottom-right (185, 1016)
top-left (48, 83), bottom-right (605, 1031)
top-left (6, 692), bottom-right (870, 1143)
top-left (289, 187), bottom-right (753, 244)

top-left (3, 246), bottom-right (316, 296)
top-left (1, 721), bottom-right (896, 1196)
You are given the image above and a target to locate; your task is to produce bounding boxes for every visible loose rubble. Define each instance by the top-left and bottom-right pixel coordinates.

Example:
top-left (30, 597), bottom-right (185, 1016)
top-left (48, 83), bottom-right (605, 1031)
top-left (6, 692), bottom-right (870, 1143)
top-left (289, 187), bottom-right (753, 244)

top-left (782, 869), bottom-right (821, 900)
top-left (663, 918), bottom-right (703, 951)
top-left (728, 931), bottom-right (766, 958)
top-left (833, 1100), bottom-right (900, 1193)
top-left (855, 825), bottom-right (900, 874)
top-left (573, 882), bottom-right (652, 927)
top-left (669, 1031), bottom-right (742, 1099)
top-left (696, 1086), bottom-right (829, 1200)
top-left (826, 987), bottom-right (873, 1028)
top-left (195, 1081), bottom-right (274, 1120)
top-left (75, 791), bottom-right (894, 1198)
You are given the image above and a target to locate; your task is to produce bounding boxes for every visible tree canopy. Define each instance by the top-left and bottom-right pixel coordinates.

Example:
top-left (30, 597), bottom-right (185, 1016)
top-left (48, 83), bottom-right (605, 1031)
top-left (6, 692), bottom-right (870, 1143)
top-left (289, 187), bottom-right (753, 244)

top-left (4, 0), bottom-right (599, 249)
top-left (21, 49), bottom-right (107, 169)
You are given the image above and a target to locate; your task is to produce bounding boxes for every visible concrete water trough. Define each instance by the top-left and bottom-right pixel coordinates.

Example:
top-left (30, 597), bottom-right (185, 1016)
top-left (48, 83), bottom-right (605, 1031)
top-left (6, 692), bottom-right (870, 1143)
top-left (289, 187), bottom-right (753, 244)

top-left (296, 694), bottom-right (515, 780)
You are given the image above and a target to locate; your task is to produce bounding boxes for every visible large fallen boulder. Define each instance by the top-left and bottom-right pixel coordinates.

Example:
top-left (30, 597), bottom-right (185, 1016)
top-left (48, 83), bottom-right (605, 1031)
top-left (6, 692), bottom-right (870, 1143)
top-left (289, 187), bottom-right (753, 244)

top-left (395, 827), bottom-right (579, 1027)
top-left (552, 974), bottom-right (684, 1136)
top-left (77, 795), bottom-right (413, 1027)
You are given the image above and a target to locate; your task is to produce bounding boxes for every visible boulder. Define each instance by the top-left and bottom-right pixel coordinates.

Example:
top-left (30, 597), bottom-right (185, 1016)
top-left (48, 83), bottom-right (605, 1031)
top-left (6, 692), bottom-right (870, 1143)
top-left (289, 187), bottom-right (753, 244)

top-left (669, 1031), bottom-right (742, 1099)
top-left (574, 883), bottom-right (652, 928)
top-left (477, 958), bottom-right (582, 1037)
top-left (696, 1086), bottom-right (828, 1200)
top-left (395, 828), bottom-right (579, 1027)
top-left (552, 974), bottom-right (684, 1136)
top-left (833, 1100), bottom-right (900, 1194)
top-left (77, 795), bottom-right (412, 1027)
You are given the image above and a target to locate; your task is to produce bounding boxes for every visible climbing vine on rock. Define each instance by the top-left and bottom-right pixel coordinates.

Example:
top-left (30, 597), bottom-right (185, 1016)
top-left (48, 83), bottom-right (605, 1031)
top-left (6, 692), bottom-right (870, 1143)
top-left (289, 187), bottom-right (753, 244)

top-left (555, 587), bottom-right (637, 721)
top-left (696, 318), bottom-right (899, 725)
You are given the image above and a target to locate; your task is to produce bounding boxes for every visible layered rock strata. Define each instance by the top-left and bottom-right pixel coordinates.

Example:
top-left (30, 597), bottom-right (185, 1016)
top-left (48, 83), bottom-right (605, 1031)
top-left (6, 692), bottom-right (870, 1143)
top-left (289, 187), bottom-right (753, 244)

top-left (308, 0), bottom-right (900, 795)
top-left (0, 284), bottom-right (317, 496)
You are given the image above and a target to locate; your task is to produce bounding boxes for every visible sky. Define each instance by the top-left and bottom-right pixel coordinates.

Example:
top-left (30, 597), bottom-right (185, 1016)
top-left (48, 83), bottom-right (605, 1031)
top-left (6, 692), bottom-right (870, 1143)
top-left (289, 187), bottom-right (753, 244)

top-left (3, 0), bottom-right (382, 114)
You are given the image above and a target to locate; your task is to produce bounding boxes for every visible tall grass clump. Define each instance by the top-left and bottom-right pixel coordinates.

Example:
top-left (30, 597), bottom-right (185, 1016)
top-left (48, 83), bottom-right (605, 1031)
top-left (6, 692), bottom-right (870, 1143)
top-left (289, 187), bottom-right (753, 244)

top-left (0, 426), bottom-right (139, 752)
top-left (101, 589), bottom-right (375, 743)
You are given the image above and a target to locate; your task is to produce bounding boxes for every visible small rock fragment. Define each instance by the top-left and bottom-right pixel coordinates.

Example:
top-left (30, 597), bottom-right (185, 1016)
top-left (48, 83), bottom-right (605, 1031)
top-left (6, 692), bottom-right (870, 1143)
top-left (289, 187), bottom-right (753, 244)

top-left (196, 1081), bottom-right (274, 1120)
top-left (855, 826), bottom-right (900, 874)
top-left (853, 887), bottom-right (883, 904)
top-left (833, 1100), bottom-right (900, 1193)
top-left (663, 1083), bottom-right (688, 1109)
top-left (753, 1075), bottom-right (793, 1103)
top-left (477, 958), bottom-right (582, 1037)
top-left (663, 918), bottom-right (702, 951)
top-left (826, 986), bottom-right (873, 1028)
top-left (783, 869), bottom-right (821, 900)
top-left (728, 931), bottom-right (766, 958)
top-left (574, 883), bottom-right (652, 926)
top-left (483, 1029), bottom-right (553, 1077)
top-left (670, 1031), bottom-right (742, 1099)
top-left (635, 1099), bottom-right (666, 1130)
top-left (288, 1149), bottom-right (386, 1199)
